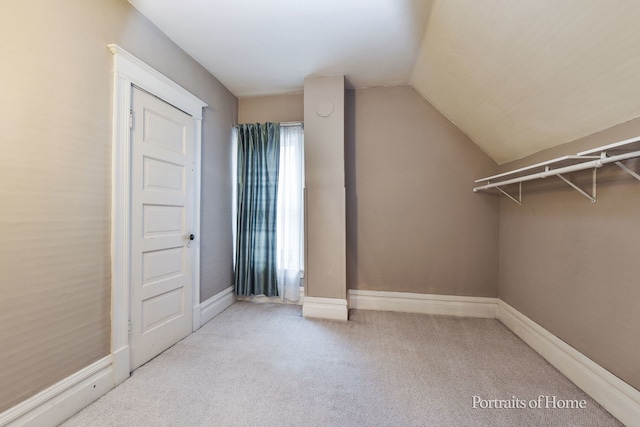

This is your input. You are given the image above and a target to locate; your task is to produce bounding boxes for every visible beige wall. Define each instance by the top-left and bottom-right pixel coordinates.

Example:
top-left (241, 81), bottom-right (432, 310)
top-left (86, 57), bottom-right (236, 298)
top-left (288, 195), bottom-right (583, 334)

top-left (498, 118), bottom-right (640, 391)
top-left (0, 0), bottom-right (237, 412)
top-left (304, 76), bottom-right (347, 300)
top-left (238, 93), bottom-right (303, 124)
top-left (346, 86), bottom-right (499, 296)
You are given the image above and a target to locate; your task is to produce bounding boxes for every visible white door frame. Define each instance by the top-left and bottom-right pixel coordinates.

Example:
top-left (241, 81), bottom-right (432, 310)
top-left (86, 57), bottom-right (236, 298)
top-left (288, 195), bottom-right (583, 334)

top-left (109, 44), bottom-right (207, 385)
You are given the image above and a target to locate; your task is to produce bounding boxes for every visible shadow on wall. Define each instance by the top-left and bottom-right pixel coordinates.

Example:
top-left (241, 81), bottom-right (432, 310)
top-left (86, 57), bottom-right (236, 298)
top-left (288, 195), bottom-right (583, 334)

top-left (345, 89), bottom-right (358, 290)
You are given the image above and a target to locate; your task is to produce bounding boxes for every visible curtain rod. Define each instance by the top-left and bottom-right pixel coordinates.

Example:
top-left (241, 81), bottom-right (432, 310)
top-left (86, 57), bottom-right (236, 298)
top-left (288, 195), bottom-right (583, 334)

top-left (233, 121), bottom-right (303, 129)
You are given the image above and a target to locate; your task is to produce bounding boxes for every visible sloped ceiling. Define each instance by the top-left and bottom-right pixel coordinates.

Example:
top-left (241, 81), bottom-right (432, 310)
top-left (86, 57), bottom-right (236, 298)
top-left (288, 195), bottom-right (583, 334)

top-left (128, 0), bottom-right (640, 164)
top-left (411, 0), bottom-right (640, 163)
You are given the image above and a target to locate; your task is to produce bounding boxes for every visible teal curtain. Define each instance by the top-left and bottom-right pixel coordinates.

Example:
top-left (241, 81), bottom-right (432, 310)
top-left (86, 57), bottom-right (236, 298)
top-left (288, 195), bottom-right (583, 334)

top-left (234, 123), bottom-right (281, 297)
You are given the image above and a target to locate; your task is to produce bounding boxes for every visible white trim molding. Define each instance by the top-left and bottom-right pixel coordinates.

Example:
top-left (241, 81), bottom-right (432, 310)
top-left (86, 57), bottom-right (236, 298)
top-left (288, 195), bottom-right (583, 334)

top-left (6, 282), bottom-right (634, 426)
top-left (498, 300), bottom-right (640, 426)
top-left (303, 297), bottom-right (348, 321)
top-left (348, 289), bottom-right (638, 425)
top-left (194, 286), bottom-right (237, 330)
top-left (108, 45), bottom-right (206, 119)
top-left (349, 289), bottom-right (498, 318)
top-left (109, 44), bottom-right (207, 384)
top-left (0, 44), bottom-right (210, 427)
top-left (0, 357), bottom-right (113, 427)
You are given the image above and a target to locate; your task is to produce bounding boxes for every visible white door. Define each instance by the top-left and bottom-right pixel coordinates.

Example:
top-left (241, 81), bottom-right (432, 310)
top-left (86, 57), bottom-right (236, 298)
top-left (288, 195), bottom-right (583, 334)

top-left (130, 86), bottom-right (195, 369)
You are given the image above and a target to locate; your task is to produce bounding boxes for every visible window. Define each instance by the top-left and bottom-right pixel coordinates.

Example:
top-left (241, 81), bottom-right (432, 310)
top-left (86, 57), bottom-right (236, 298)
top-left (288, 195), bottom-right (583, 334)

top-left (276, 124), bottom-right (304, 301)
top-left (232, 122), bottom-right (304, 301)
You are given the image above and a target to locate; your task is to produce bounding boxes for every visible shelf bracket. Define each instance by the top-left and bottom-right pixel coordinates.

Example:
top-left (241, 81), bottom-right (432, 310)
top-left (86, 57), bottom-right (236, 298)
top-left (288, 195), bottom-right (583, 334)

top-left (494, 181), bottom-right (522, 205)
top-left (555, 168), bottom-right (597, 203)
top-left (614, 161), bottom-right (640, 181)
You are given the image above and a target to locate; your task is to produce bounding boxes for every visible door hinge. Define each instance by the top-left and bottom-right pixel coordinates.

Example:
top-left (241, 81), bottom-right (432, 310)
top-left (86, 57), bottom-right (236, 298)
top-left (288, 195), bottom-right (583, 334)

top-left (129, 110), bottom-right (134, 129)
top-left (128, 320), bottom-right (132, 334)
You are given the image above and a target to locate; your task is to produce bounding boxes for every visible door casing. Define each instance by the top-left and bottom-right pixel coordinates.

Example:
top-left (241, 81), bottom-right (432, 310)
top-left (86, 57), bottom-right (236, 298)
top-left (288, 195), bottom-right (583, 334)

top-left (109, 44), bottom-right (207, 385)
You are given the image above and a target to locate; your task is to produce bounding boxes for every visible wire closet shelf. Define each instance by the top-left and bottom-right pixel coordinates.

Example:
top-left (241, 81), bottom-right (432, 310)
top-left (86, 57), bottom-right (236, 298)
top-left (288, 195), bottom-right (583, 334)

top-left (473, 136), bottom-right (640, 205)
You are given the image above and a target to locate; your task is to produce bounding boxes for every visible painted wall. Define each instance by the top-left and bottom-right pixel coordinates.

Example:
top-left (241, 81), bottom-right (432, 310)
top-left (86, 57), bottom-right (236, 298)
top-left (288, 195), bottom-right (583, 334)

top-left (498, 118), bottom-right (640, 391)
top-left (0, 0), bottom-right (237, 412)
top-left (238, 93), bottom-right (303, 124)
top-left (346, 86), bottom-right (499, 296)
top-left (234, 85), bottom-right (498, 298)
top-left (304, 76), bottom-right (347, 300)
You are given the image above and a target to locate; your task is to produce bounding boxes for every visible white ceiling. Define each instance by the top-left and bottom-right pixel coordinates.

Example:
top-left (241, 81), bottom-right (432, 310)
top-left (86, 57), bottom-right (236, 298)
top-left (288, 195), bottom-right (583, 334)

top-left (128, 0), bottom-right (640, 164)
top-left (128, 0), bottom-right (433, 97)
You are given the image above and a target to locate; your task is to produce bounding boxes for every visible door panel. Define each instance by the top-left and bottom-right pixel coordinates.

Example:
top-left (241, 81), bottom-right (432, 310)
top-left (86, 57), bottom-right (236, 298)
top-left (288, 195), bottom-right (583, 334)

top-left (143, 157), bottom-right (185, 192)
top-left (130, 86), bottom-right (194, 370)
top-left (142, 247), bottom-right (184, 284)
top-left (142, 288), bottom-right (184, 332)
top-left (143, 205), bottom-right (184, 237)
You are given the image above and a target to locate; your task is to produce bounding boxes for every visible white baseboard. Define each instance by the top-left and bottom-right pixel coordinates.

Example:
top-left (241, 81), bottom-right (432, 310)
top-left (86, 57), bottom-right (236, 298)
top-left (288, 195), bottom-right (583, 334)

top-left (1, 287), bottom-right (238, 427)
top-left (4, 290), bottom-right (636, 427)
top-left (348, 289), bottom-right (498, 318)
top-left (348, 289), bottom-right (639, 425)
top-left (497, 300), bottom-right (640, 427)
top-left (0, 356), bottom-right (113, 427)
top-left (303, 297), bottom-right (348, 321)
top-left (196, 286), bottom-right (236, 329)
top-left (111, 345), bottom-right (130, 387)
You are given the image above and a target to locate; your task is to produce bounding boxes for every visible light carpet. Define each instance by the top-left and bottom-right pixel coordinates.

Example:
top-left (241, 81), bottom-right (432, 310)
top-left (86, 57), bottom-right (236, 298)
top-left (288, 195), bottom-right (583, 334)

top-left (62, 302), bottom-right (621, 426)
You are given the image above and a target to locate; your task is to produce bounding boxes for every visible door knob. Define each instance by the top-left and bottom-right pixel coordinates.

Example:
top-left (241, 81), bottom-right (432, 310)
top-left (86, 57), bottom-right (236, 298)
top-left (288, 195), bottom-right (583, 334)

top-left (189, 234), bottom-right (195, 241)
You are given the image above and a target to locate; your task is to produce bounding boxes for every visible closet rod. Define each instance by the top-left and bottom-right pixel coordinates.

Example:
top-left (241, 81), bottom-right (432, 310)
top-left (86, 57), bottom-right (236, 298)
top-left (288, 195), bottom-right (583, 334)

top-left (473, 150), bottom-right (640, 192)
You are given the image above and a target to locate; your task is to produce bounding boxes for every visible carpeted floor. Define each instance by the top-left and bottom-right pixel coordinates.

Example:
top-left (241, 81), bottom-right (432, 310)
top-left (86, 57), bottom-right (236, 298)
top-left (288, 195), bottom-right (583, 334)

top-left (62, 302), bottom-right (621, 426)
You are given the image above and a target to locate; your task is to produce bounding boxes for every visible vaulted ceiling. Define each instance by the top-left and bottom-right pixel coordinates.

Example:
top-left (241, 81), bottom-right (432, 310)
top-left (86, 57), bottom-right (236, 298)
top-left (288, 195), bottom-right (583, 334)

top-left (128, 0), bottom-right (640, 164)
